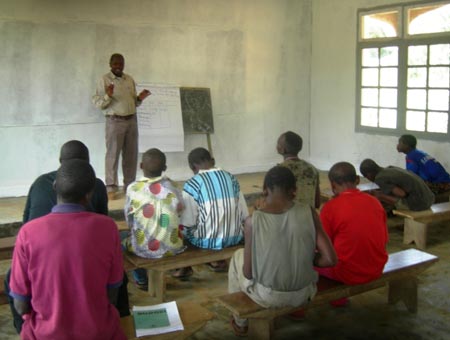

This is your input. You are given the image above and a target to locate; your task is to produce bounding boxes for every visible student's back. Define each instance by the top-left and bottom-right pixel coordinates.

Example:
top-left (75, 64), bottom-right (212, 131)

top-left (405, 149), bottom-right (450, 183)
top-left (181, 148), bottom-right (248, 250)
top-left (23, 171), bottom-right (108, 222)
top-left (320, 189), bottom-right (388, 284)
top-left (251, 202), bottom-right (317, 295)
top-left (10, 160), bottom-right (126, 340)
top-left (182, 167), bottom-right (246, 249)
top-left (12, 210), bottom-right (124, 340)
top-left (125, 175), bottom-right (185, 258)
top-left (377, 166), bottom-right (434, 211)
top-left (277, 131), bottom-right (320, 208)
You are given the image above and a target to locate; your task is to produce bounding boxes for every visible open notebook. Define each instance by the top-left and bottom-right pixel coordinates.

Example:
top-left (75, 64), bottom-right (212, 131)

top-left (133, 301), bottom-right (184, 337)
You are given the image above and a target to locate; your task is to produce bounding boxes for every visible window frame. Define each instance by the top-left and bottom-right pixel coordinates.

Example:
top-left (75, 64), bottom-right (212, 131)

top-left (355, 0), bottom-right (450, 142)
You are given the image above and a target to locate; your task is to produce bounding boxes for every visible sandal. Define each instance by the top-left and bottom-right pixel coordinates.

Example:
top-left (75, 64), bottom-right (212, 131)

top-left (230, 317), bottom-right (248, 337)
top-left (171, 266), bottom-right (193, 279)
top-left (206, 260), bottom-right (228, 272)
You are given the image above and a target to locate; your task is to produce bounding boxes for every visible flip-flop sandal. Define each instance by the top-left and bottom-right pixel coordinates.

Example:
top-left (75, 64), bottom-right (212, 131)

top-left (134, 281), bottom-right (148, 291)
top-left (171, 267), bottom-right (193, 279)
top-left (230, 317), bottom-right (248, 337)
top-left (206, 261), bottom-right (228, 272)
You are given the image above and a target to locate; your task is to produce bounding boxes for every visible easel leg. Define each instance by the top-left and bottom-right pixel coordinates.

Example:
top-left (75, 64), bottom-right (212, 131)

top-left (206, 133), bottom-right (213, 156)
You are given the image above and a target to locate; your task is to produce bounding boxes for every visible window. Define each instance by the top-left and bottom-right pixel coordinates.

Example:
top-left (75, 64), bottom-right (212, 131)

top-left (356, 1), bottom-right (450, 140)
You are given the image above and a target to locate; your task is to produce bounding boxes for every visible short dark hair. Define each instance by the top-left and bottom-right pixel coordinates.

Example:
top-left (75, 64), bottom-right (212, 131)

top-left (328, 162), bottom-right (357, 185)
top-left (399, 134), bottom-right (417, 149)
top-left (263, 166), bottom-right (296, 196)
top-left (188, 147), bottom-right (212, 168)
top-left (110, 53), bottom-right (124, 63)
top-left (55, 159), bottom-right (96, 203)
top-left (283, 131), bottom-right (303, 155)
top-left (359, 158), bottom-right (380, 177)
top-left (59, 140), bottom-right (89, 163)
top-left (142, 148), bottom-right (166, 177)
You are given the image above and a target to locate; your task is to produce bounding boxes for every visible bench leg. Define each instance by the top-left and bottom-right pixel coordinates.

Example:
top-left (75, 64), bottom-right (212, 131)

top-left (147, 269), bottom-right (165, 303)
top-left (403, 219), bottom-right (428, 249)
top-left (248, 318), bottom-right (274, 340)
top-left (388, 277), bottom-right (418, 313)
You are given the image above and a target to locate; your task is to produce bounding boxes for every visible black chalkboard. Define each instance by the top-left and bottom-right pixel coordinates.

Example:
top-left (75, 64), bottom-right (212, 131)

top-left (180, 87), bottom-right (214, 134)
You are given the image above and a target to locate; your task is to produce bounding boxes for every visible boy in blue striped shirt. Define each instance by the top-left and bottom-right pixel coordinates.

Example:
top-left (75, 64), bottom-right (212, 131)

top-left (175, 148), bottom-right (249, 277)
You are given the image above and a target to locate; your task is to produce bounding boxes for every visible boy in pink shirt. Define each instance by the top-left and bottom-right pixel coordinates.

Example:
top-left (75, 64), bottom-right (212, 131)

top-left (10, 160), bottom-right (126, 340)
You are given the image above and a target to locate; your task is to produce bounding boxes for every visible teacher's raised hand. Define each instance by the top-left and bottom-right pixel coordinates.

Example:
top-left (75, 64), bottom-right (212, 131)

top-left (138, 89), bottom-right (151, 101)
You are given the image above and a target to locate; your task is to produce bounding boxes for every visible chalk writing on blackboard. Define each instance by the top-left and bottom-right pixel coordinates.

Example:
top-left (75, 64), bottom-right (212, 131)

top-left (180, 87), bottom-right (214, 134)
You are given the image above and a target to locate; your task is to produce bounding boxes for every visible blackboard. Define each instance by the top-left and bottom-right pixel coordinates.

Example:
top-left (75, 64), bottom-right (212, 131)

top-left (180, 87), bottom-right (214, 134)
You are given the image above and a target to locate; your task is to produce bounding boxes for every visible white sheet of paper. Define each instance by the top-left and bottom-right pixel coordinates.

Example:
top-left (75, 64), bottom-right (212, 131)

top-left (133, 301), bottom-right (184, 337)
top-left (136, 84), bottom-right (184, 152)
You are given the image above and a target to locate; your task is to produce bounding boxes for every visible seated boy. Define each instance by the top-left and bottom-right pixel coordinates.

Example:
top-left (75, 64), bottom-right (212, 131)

top-left (317, 162), bottom-right (388, 305)
top-left (227, 166), bottom-right (336, 336)
top-left (123, 148), bottom-right (185, 289)
top-left (10, 159), bottom-right (126, 340)
top-left (360, 158), bottom-right (434, 211)
top-left (5, 140), bottom-right (129, 335)
top-left (397, 134), bottom-right (450, 194)
top-left (23, 140), bottom-right (108, 223)
top-left (277, 131), bottom-right (321, 208)
top-left (177, 147), bottom-right (249, 277)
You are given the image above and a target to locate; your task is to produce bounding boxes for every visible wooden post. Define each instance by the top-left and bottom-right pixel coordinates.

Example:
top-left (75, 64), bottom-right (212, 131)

top-left (206, 133), bottom-right (213, 157)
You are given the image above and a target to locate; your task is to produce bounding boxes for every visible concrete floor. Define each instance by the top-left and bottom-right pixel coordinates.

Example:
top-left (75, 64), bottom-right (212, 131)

top-left (0, 172), bottom-right (449, 339)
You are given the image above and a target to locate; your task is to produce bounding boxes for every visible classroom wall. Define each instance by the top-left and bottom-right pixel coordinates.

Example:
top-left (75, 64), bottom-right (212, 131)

top-left (0, 0), bottom-right (312, 197)
top-left (310, 0), bottom-right (450, 173)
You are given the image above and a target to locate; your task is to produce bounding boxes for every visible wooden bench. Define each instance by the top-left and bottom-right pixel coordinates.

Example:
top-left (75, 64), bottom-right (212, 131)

top-left (393, 201), bottom-right (450, 249)
top-left (434, 190), bottom-right (450, 203)
top-left (217, 249), bottom-right (438, 340)
top-left (0, 236), bottom-right (16, 261)
top-left (125, 245), bottom-right (243, 303)
top-left (0, 275), bottom-right (8, 305)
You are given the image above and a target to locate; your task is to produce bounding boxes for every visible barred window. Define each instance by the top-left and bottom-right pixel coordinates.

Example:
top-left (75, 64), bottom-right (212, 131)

top-left (356, 1), bottom-right (450, 140)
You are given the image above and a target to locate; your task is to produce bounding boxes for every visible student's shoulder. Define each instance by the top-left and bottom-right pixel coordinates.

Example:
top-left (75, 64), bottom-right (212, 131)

top-left (85, 212), bottom-right (117, 229)
top-left (280, 159), bottom-right (319, 175)
top-left (32, 171), bottom-right (57, 186)
top-left (93, 178), bottom-right (107, 194)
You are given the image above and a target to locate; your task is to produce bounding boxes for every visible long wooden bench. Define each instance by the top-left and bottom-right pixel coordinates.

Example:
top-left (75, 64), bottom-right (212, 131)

top-left (0, 236), bottom-right (16, 261)
top-left (125, 245), bottom-right (242, 303)
top-left (217, 249), bottom-right (438, 340)
top-left (393, 201), bottom-right (450, 249)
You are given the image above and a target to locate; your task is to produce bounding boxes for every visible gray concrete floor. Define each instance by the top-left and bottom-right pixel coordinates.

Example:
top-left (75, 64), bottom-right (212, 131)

top-left (0, 172), bottom-right (449, 339)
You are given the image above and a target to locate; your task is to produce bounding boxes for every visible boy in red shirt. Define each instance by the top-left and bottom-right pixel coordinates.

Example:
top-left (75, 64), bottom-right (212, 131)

top-left (317, 162), bottom-right (388, 305)
top-left (10, 160), bottom-right (126, 340)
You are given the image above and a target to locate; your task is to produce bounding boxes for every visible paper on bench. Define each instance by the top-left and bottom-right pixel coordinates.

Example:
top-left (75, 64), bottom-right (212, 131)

top-left (132, 301), bottom-right (184, 337)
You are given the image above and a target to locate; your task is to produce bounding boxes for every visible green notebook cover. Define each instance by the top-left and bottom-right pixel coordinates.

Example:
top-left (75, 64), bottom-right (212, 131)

top-left (134, 308), bottom-right (170, 329)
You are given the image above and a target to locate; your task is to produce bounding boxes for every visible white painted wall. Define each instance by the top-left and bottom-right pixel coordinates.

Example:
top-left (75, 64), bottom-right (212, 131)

top-left (0, 0), bottom-right (312, 197)
top-left (310, 0), bottom-right (450, 174)
top-left (3, 0), bottom-right (448, 198)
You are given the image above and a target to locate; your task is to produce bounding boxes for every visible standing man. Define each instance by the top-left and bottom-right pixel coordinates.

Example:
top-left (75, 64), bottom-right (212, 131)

top-left (93, 53), bottom-right (151, 200)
